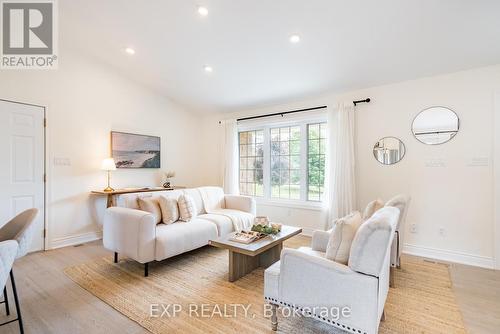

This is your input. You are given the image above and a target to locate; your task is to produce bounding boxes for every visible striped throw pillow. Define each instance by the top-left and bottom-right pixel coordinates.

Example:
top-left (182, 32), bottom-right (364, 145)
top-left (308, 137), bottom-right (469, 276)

top-left (178, 194), bottom-right (197, 222)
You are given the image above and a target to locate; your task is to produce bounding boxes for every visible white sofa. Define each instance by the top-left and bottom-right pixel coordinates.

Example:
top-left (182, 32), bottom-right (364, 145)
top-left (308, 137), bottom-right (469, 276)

top-left (264, 207), bottom-right (400, 334)
top-left (102, 186), bottom-right (256, 276)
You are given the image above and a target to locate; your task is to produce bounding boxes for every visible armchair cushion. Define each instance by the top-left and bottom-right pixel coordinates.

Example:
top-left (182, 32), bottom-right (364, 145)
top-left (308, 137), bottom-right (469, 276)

top-left (348, 207), bottom-right (399, 277)
top-left (362, 199), bottom-right (385, 219)
top-left (311, 230), bottom-right (330, 252)
top-left (326, 211), bottom-right (362, 264)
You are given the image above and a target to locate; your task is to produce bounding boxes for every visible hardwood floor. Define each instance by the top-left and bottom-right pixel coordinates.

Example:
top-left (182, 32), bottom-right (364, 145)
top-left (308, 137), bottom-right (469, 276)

top-left (450, 261), bottom-right (500, 333)
top-left (1, 236), bottom-right (498, 334)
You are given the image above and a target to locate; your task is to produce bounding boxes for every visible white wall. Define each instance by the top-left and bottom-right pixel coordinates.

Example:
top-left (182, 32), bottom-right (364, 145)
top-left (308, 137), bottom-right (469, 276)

top-left (0, 50), bottom-right (202, 249)
top-left (341, 65), bottom-right (500, 269)
top-left (201, 64), bottom-right (500, 268)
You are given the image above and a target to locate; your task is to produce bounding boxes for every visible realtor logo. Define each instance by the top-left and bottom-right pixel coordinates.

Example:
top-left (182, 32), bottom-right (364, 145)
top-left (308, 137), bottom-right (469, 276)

top-left (1, 0), bottom-right (58, 69)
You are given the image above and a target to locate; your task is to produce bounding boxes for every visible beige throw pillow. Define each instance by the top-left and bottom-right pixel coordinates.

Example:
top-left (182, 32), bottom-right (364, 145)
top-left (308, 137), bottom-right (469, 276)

top-left (326, 211), bottom-right (363, 264)
top-left (158, 196), bottom-right (180, 224)
top-left (178, 194), bottom-right (196, 222)
top-left (137, 197), bottom-right (162, 224)
top-left (362, 199), bottom-right (384, 220)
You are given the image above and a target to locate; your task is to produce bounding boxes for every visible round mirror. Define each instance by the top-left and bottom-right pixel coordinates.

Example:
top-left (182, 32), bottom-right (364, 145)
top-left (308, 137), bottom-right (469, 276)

top-left (412, 106), bottom-right (459, 145)
top-left (373, 137), bottom-right (406, 165)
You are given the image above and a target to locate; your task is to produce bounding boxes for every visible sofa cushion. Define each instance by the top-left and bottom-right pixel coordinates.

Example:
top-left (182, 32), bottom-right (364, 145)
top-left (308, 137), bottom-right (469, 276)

top-left (178, 194), bottom-right (197, 222)
top-left (198, 214), bottom-right (234, 236)
top-left (182, 188), bottom-right (206, 215)
top-left (157, 195), bottom-right (179, 224)
top-left (362, 199), bottom-right (385, 220)
top-left (137, 197), bottom-right (162, 224)
top-left (326, 211), bottom-right (362, 264)
top-left (264, 260), bottom-right (281, 300)
top-left (155, 218), bottom-right (218, 260)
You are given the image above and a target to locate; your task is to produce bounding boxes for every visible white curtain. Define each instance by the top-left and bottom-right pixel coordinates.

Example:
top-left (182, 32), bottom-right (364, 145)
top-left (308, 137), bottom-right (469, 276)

top-left (326, 102), bottom-right (356, 228)
top-left (222, 119), bottom-right (239, 194)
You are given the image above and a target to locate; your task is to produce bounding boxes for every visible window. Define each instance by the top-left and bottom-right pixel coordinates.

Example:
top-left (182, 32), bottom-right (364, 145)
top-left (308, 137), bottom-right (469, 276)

top-left (239, 130), bottom-right (264, 196)
top-left (307, 123), bottom-right (327, 201)
top-left (238, 120), bottom-right (327, 203)
top-left (271, 126), bottom-right (301, 199)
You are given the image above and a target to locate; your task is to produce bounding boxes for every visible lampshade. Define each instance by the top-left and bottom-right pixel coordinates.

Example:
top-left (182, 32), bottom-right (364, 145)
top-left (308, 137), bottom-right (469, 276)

top-left (101, 158), bottom-right (116, 171)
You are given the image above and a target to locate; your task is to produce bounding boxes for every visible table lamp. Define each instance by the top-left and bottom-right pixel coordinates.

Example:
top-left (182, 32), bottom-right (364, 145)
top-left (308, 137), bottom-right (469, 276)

top-left (101, 158), bottom-right (116, 192)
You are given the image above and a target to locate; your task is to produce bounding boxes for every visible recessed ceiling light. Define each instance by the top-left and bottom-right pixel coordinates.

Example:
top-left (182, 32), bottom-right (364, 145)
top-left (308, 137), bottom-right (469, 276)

top-left (203, 65), bottom-right (213, 73)
top-left (125, 47), bottom-right (135, 55)
top-left (198, 6), bottom-right (208, 16)
top-left (289, 35), bottom-right (301, 43)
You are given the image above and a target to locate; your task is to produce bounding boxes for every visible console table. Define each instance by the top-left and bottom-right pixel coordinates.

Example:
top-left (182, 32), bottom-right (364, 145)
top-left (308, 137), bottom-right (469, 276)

top-left (91, 187), bottom-right (185, 208)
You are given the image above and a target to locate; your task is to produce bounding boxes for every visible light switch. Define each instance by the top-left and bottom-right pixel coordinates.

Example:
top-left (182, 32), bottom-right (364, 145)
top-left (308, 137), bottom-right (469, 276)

top-left (54, 157), bottom-right (71, 166)
top-left (467, 157), bottom-right (489, 167)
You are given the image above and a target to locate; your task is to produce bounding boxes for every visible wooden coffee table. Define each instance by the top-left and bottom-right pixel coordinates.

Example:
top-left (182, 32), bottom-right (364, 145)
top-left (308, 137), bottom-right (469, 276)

top-left (209, 225), bottom-right (302, 282)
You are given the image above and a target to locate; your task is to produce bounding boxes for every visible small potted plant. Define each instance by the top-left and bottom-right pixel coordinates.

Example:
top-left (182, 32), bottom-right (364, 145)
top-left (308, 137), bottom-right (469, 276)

top-left (162, 171), bottom-right (176, 188)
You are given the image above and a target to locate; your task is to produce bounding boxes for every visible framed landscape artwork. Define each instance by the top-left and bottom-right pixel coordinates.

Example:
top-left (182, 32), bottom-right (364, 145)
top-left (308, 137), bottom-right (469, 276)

top-left (111, 131), bottom-right (161, 168)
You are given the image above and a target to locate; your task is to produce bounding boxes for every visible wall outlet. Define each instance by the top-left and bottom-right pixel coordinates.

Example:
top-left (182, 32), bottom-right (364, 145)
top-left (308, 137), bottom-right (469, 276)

top-left (425, 158), bottom-right (446, 168)
top-left (439, 227), bottom-right (446, 237)
top-left (410, 224), bottom-right (417, 234)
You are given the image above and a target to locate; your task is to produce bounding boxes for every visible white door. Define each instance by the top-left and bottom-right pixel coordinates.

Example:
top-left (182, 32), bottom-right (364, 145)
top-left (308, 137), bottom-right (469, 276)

top-left (0, 100), bottom-right (45, 251)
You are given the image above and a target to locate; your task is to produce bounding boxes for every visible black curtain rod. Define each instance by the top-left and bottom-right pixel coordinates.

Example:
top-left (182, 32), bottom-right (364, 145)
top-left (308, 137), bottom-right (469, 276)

top-left (236, 105), bottom-right (327, 122)
top-left (353, 98), bottom-right (371, 106)
top-left (218, 98), bottom-right (371, 124)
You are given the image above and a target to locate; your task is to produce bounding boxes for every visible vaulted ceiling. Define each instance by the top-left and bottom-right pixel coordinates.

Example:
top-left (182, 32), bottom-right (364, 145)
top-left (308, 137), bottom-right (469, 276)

top-left (60, 0), bottom-right (500, 113)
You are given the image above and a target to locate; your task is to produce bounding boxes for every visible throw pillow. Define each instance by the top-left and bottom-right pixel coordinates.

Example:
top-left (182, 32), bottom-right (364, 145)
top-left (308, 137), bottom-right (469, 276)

top-left (158, 196), bottom-right (180, 224)
top-left (137, 197), bottom-right (162, 224)
top-left (362, 199), bottom-right (384, 220)
top-left (326, 211), bottom-right (363, 264)
top-left (178, 194), bottom-right (197, 222)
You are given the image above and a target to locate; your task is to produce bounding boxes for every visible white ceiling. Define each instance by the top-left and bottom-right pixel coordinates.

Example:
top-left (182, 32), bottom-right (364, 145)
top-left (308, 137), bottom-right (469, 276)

top-left (60, 0), bottom-right (500, 113)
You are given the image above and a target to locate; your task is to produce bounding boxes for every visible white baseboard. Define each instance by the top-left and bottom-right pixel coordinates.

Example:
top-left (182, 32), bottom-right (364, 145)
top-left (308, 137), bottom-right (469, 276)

top-left (50, 230), bottom-right (102, 249)
top-left (403, 243), bottom-right (495, 269)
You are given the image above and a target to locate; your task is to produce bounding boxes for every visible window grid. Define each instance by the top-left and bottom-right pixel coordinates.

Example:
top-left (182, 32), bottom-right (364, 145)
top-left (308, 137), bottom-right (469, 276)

top-left (270, 126), bottom-right (301, 200)
top-left (239, 130), bottom-right (264, 196)
top-left (307, 123), bottom-right (327, 201)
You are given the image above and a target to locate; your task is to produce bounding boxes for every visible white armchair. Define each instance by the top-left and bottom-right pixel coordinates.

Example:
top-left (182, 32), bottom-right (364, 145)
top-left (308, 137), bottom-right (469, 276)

top-left (264, 207), bottom-right (400, 334)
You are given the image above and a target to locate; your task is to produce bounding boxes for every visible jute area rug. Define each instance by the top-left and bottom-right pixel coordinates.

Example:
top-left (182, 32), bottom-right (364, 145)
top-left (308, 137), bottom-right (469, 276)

top-left (64, 246), bottom-right (466, 334)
